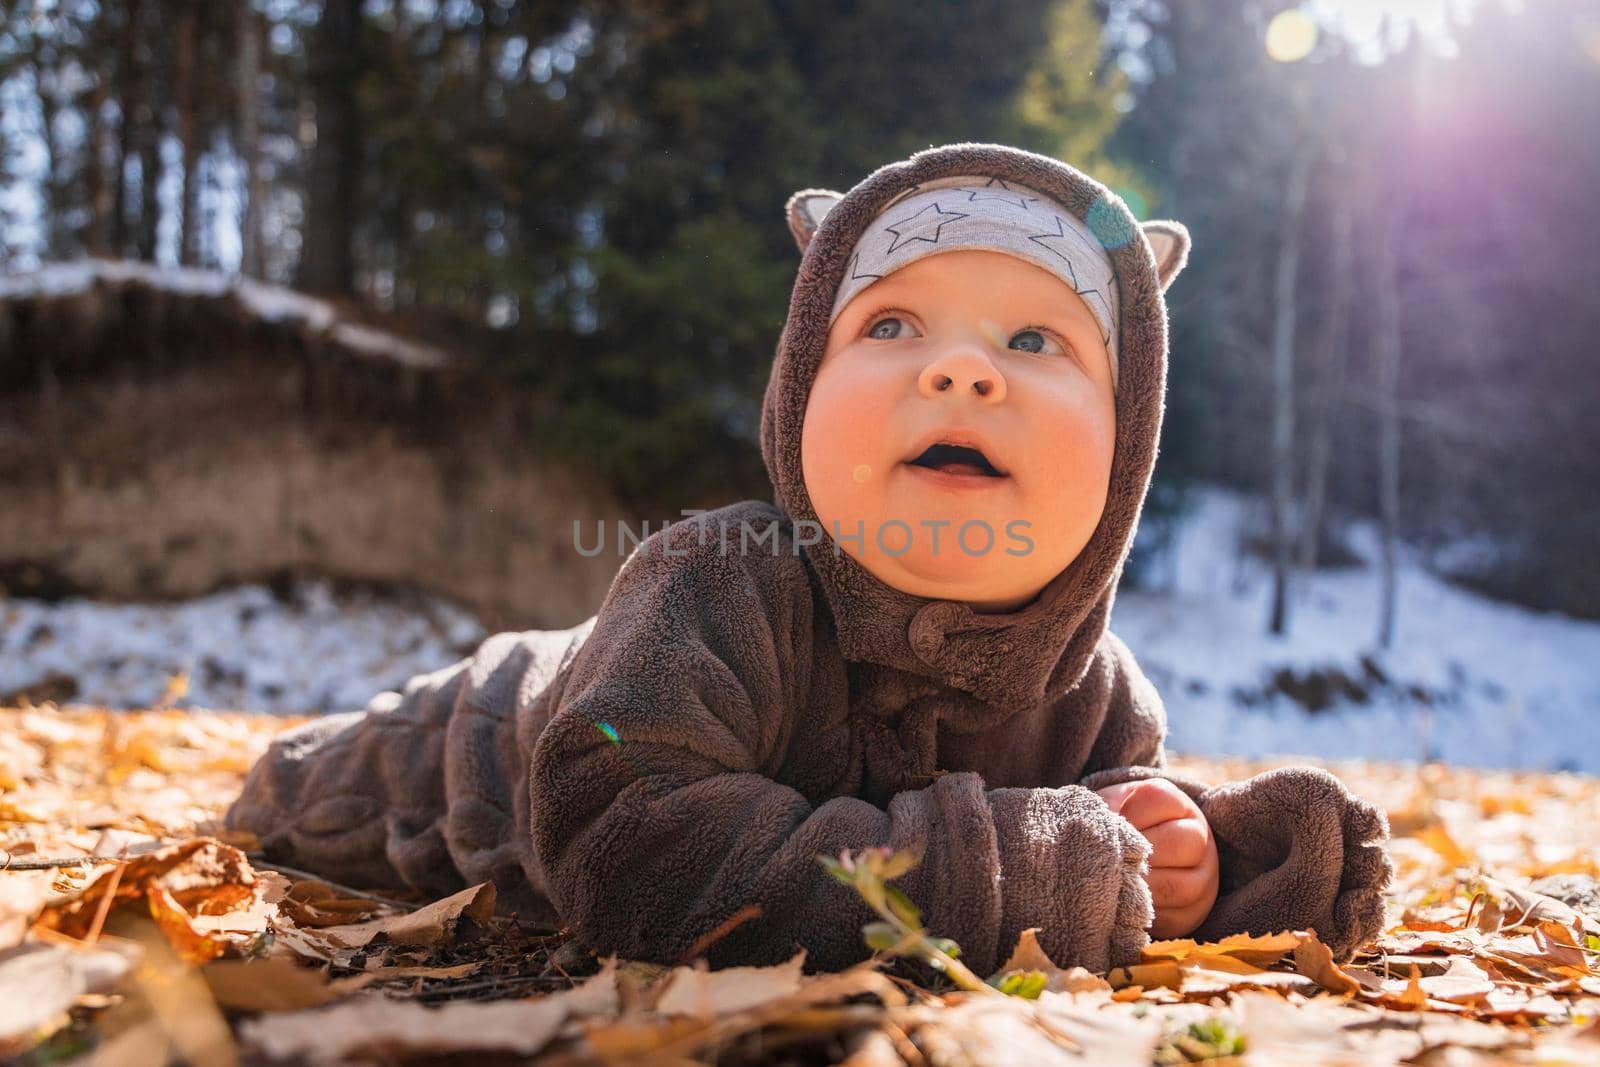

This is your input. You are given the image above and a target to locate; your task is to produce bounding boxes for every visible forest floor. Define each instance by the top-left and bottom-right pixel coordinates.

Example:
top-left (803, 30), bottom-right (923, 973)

top-left (1, 705), bottom-right (1598, 1066)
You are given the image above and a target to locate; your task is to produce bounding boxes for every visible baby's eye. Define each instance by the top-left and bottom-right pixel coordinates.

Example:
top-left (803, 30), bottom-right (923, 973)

top-left (867, 315), bottom-right (918, 340)
top-left (1009, 328), bottom-right (1059, 355)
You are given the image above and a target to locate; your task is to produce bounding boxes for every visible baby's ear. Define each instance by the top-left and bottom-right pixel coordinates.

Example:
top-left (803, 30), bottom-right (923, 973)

top-left (1141, 220), bottom-right (1191, 293)
top-left (786, 189), bottom-right (843, 255)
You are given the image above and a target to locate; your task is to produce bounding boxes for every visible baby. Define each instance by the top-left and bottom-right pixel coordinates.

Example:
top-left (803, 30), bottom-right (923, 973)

top-left (800, 192), bottom-right (1215, 938)
top-left (227, 142), bottom-right (1394, 978)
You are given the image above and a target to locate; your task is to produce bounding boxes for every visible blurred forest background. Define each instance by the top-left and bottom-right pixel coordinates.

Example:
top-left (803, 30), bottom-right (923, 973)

top-left (5, 0), bottom-right (1596, 619)
top-left (0, 1), bottom-right (1597, 752)
top-left (3, 0), bottom-right (1596, 605)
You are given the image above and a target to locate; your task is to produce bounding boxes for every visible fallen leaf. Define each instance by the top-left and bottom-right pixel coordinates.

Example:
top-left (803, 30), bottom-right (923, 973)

top-left (1231, 988), bottom-right (1528, 1064)
top-left (310, 882), bottom-right (495, 950)
top-left (114, 912), bottom-right (240, 1067)
top-left (34, 838), bottom-right (261, 942)
top-left (1392, 963), bottom-right (1429, 1011)
top-left (651, 950), bottom-right (806, 1017)
top-left (0, 940), bottom-right (139, 1056)
top-left (992, 928), bottom-right (1111, 995)
top-left (1293, 934), bottom-right (1362, 995)
top-left (1414, 824), bottom-right (1475, 868)
top-left (238, 957), bottom-right (618, 1062)
top-left (1479, 874), bottom-right (1600, 935)
top-left (1418, 955), bottom-right (1496, 1005)
top-left (276, 879), bottom-right (396, 929)
top-left (1142, 929), bottom-right (1309, 967)
top-left (147, 883), bottom-right (230, 965)
top-left (916, 991), bottom-right (1162, 1067)
top-left (202, 956), bottom-right (376, 1012)
top-left (1483, 925), bottom-right (1593, 981)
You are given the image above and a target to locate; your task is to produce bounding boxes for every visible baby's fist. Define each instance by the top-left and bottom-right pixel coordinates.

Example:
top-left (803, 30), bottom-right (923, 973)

top-left (1093, 778), bottom-right (1220, 939)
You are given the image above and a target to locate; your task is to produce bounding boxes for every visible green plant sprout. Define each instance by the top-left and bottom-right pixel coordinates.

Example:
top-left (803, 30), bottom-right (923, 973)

top-left (1153, 1017), bottom-right (1248, 1064)
top-left (817, 843), bottom-right (1049, 998)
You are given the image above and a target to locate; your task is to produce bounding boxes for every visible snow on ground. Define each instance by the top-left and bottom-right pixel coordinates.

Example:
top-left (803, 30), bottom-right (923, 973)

top-left (0, 259), bottom-right (449, 368)
top-left (1111, 486), bottom-right (1600, 774)
top-left (0, 579), bottom-right (485, 715)
top-left (1, 484), bottom-right (1596, 772)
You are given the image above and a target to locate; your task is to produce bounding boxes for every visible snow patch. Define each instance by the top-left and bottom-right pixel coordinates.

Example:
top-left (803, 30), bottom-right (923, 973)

top-left (1113, 486), bottom-right (1600, 773)
top-left (0, 259), bottom-right (447, 369)
top-left (2, 484), bottom-right (1595, 772)
top-left (0, 578), bottom-right (484, 715)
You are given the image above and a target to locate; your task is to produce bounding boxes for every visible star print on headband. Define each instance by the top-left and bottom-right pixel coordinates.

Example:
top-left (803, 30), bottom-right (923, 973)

top-left (828, 175), bottom-right (1122, 387)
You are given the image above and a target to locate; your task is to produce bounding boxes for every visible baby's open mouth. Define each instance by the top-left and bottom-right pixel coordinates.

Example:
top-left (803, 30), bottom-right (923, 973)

top-left (908, 442), bottom-right (1006, 478)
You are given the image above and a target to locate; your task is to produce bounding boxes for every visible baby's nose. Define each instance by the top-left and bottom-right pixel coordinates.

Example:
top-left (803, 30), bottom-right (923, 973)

top-left (917, 346), bottom-right (1007, 401)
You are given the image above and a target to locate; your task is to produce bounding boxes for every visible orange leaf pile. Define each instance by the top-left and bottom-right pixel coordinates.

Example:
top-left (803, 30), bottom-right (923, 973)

top-left (2, 704), bottom-right (1599, 1065)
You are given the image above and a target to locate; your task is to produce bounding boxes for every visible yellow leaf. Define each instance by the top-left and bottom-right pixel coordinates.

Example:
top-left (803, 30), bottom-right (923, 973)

top-left (1291, 935), bottom-right (1361, 995)
top-left (1414, 824), bottom-right (1475, 868)
top-left (1144, 929), bottom-right (1309, 967)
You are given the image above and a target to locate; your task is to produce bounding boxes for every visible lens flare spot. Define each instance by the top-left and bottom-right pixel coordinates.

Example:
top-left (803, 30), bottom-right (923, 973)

top-left (853, 464), bottom-right (872, 483)
top-left (1266, 10), bottom-right (1318, 62)
top-left (1582, 23), bottom-right (1600, 64)
top-left (978, 319), bottom-right (1010, 348)
top-left (595, 720), bottom-right (620, 744)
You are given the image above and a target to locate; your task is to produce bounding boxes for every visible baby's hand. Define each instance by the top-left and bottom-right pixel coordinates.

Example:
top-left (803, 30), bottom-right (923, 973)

top-left (1093, 779), bottom-right (1220, 939)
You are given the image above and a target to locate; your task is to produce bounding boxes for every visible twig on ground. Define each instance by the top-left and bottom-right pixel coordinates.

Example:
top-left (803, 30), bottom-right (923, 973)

top-left (83, 859), bottom-right (128, 944)
top-left (678, 902), bottom-right (763, 966)
top-left (0, 852), bottom-right (125, 871)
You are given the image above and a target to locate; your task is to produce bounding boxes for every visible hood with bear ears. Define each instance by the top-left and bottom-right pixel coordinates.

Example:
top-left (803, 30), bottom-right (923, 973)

top-left (758, 142), bottom-right (1190, 712)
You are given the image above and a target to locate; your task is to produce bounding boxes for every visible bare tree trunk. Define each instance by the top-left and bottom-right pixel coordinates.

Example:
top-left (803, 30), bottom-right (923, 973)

top-left (111, 0), bottom-right (140, 256)
top-left (1267, 138), bottom-right (1316, 636)
top-left (175, 1), bottom-right (201, 266)
top-left (37, 61), bottom-right (69, 257)
top-left (1299, 150), bottom-right (1356, 574)
top-left (237, 3), bottom-right (265, 278)
top-left (1374, 194), bottom-right (1404, 650)
top-left (298, 0), bottom-right (363, 296)
top-left (85, 69), bottom-right (111, 256)
top-left (136, 131), bottom-right (160, 262)
top-left (132, 0), bottom-right (162, 263)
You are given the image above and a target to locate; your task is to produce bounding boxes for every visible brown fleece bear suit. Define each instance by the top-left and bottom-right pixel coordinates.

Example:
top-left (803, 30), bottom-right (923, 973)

top-left (227, 142), bottom-right (1394, 979)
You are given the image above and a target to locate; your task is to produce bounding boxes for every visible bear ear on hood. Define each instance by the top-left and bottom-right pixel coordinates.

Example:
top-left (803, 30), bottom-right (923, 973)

top-left (1141, 219), bottom-right (1191, 293)
top-left (786, 189), bottom-right (843, 255)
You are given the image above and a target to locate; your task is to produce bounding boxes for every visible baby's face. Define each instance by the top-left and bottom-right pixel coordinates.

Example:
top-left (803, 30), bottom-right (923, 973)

top-left (800, 249), bottom-right (1116, 612)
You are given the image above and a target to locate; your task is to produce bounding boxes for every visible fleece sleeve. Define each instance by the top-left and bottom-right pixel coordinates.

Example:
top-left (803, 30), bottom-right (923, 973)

top-left (1075, 640), bottom-right (1395, 963)
top-left (528, 509), bottom-right (1155, 979)
top-left (224, 658), bottom-right (472, 900)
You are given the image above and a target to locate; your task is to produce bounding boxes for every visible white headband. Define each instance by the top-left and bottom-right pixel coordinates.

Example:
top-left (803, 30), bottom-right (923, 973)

top-left (828, 175), bottom-right (1121, 390)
